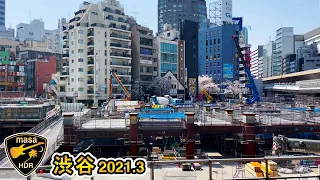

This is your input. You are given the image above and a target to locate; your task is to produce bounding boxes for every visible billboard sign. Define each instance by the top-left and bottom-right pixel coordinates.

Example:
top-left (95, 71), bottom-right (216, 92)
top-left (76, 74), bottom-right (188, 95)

top-left (221, 0), bottom-right (233, 23)
top-left (232, 17), bottom-right (243, 31)
top-left (223, 64), bottom-right (233, 79)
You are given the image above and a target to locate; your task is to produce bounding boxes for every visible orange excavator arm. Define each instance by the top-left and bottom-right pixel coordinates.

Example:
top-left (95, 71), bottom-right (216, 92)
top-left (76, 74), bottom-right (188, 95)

top-left (111, 72), bottom-right (131, 100)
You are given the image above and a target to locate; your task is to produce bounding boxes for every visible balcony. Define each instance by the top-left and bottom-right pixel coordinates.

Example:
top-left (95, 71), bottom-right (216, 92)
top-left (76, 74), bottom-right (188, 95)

top-left (88, 60), bottom-right (94, 65)
top-left (109, 24), bottom-right (130, 32)
top-left (62, 62), bottom-right (69, 67)
top-left (87, 80), bottom-right (94, 85)
top-left (61, 72), bottom-right (69, 76)
top-left (110, 33), bottom-right (130, 40)
top-left (87, 32), bottom-right (94, 38)
top-left (87, 41), bottom-right (94, 47)
top-left (63, 45), bottom-right (69, 49)
top-left (87, 71), bottom-right (94, 75)
top-left (75, 9), bottom-right (86, 16)
top-left (69, 25), bottom-right (75, 30)
top-left (110, 43), bottom-right (131, 49)
top-left (110, 52), bottom-right (131, 58)
top-left (110, 61), bottom-right (131, 67)
top-left (63, 36), bottom-right (69, 41)
top-left (62, 54), bottom-right (69, 59)
top-left (103, 7), bottom-right (114, 13)
top-left (87, 51), bottom-right (94, 57)
top-left (87, 90), bottom-right (94, 94)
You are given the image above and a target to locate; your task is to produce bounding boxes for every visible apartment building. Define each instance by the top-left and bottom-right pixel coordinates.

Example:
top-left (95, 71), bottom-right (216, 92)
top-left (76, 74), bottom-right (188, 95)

top-left (131, 24), bottom-right (158, 88)
top-left (61, 0), bottom-right (132, 106)
top-left (251, 45), bottom-right (263, 78)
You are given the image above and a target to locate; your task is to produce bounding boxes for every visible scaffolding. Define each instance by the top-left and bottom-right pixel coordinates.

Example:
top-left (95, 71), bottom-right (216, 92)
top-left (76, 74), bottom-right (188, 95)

top-left (209, 0), bottom-right (222, 26)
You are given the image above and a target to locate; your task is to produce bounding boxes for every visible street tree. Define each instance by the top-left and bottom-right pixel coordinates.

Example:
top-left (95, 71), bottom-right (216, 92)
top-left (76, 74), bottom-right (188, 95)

top-left (147, 76), bottom-right (172, 96)
top-left (130, 82), bottom-right (145, 100)
top-left (223, 80), bottom-right (245, 99)
top-left (198, 75), bottom-right (220, 94)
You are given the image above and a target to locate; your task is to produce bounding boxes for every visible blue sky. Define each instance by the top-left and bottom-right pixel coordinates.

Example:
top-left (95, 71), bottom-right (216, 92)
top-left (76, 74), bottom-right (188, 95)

top-left (5, 0), bottom-right (320, 49)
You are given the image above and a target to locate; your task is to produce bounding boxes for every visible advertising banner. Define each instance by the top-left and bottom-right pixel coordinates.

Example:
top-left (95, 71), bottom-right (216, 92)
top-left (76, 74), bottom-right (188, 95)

top-left (223, 64), bottom-right (233, 79)
top-left (221, 0), bottom-right (233, 23)
top-left (188, 78), bottom-right (196, 96)
top-left (232, 17), bottom-right (243, 31)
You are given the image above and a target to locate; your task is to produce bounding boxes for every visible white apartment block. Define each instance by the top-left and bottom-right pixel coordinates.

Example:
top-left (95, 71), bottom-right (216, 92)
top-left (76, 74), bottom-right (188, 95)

top-left (304, 27), bottom-right (320, 53)
top-left (16, 19), bottom-right (60, 53)
top-left (60, 0), bottom-right (132, 106)
top-left (250, 45), bottom-right (263, 78)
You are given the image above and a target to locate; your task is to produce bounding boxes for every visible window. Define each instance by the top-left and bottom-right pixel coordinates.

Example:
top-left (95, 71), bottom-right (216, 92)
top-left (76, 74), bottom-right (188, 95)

top-left (218, 70), bottom-right (220, 74)
top-left (78, 49), bottom-right (84, 53)
top-left (214, 39), bottom-right (216, 44)
top-left (206, 48), bottom-right (208, 54)
top-left (206, 40), bottom-right (208, 46)
top-left (218, 39), bottom-right (220, 44)
top-left (71, 50), bottom-right (74, 54)
top-left (78, 78), bottom-right (84, 82)
top-left (78, 39), bottom-right (84, 44)
top-left (71, 88), bottom-right (74, 92)
top-left (105, 32), bottom-right (107, 38)
top-left (105, 41), bottom-right (107, 47)
top-left (78, 30), bottom-right (84, 34)
top-left (210, 47), bottom-right (212, 53)
top-left (218, 54), bottom-right (220, 59)
top-left (71, 41), bottom-right (74, 45)
top-left (206, 32), bottom-right (208, 38)
top-left (210, 39), bottom-right (212, 45)
top-left (71, 32), bottom-right (74, 36)
top-left (140, 67), bottom-right (143, 72)
top-left (78, 58), bottom-right (84, 62)
top-left (210, 55), bottom-right (212, 60)
top-left (78, 87), bottom-right (84, 92)
top-left (78, 68), bottom-right (84, 72)
top-left (71, 78), bottom-right (74, 82)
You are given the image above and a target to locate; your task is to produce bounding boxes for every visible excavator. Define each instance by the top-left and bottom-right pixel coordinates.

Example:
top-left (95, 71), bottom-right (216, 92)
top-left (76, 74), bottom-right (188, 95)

top-left (232, 35), bottom-right (260, 104)
top-left (103, 72), bottom-right (131, 110)
top-left (201, 90), bottom-right (213, 104)
top-left (272, 134), bottom-right (320, 156)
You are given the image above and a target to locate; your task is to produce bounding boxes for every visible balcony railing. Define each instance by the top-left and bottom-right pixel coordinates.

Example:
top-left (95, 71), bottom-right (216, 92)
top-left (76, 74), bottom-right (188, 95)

top-left (87, 90), bottom-right (94, 94)
top-left (110, 33), bottom-right (130, 40)
top-left (87, 42), bottom-right (94, 46)
top-left (87, 80), bottom-right (94, 84)
top-left (61, 72), bottom-right (69, 76)
top-left (63, 36), bottom-right (68, 40)
top-left (88, 52), bottom-right (94, 56)
top-left (110, 52), bottom-right (131, 58)
top-left (62, 26), bottom-right (67, 31)
top-left (63, 54), bottom-right (69, 58)
top-left (140, 41), bottom-right (152, 46)
top-left (109, 24), bottom-right (130, 31)
top-left (110, 43), bottom-right (131, 49)
top-left (63, 45), bottom-right (69, 49)
top-left (110, 61), bottom-right (131, 66)
top-left (69, 25), bottom-right (75, 30)
top-left (62, 63), bottom-right (69, 66)
top-left (88, 61), bottom-right (94, 65)
top-left (87, 71), bottom-right (94, 75)
top-left (103, 7), bottom-right (114, 13)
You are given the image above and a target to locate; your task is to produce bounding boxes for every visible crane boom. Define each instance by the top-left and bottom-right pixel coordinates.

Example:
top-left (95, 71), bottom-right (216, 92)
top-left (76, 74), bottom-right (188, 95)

top-left (111, 72), bottom-right (131, 100)
top-left (232, 35), bottom-right (260, 104)
top-left (272, 135), bottom-right (320, 156)
top-left (201, 90), bottom-right (213, 103)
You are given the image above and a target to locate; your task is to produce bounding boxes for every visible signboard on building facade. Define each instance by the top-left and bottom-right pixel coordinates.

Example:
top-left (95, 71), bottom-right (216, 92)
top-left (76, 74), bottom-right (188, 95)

top-left (188, 78), bottom-right (196, 96)
top-left (223, 64), bottom-right (233, 79)
top-left (232, 17), bottom-right (243, 31)
top-left (221, 0), bottom-right (233, 23)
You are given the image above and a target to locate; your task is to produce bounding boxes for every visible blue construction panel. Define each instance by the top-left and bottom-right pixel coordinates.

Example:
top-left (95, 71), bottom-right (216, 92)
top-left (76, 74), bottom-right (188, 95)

top-left (138, 112), bottom-right (186, 119)
top-left (141, 108), bottom-right (174, 111)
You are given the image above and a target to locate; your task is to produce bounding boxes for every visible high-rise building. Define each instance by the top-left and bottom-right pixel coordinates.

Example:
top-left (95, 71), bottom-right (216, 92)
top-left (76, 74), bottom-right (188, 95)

top-left (158, 0), bottom-right (207, 33)
top-left (179, 20), bottom-right (199, 97)
top-left (156, 24), bottom-right (185, 87)
top-left (16, 19), bottom-right (60, 53)
top-left (198, 24), bottom-right (238, 83)
top-left (297, 42), bottom-right (320, 72)
top-left (274, 27), bottom-right (294, 76)
top-left (58, 18), bottom-right (68, 54)
top-left (251, 45), bottom-right (263, 78)
top-left (262, 41), bottom-right (276, 78)
top-left (61, 0), bottom-right (132, 106)
top-left (0, 0), bottom-right (4, 27)
top-left (304, 27), bottom-right (320, 53)
top-left (131, 24), bottom-right (158, 88)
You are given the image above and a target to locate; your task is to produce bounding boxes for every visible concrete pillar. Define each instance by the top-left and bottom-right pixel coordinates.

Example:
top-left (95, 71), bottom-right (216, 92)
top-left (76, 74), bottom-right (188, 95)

top-left (241, 112), bottom-right (256, 156)
top-left (63, 113), bottom-right (75, 153)
top-left (186, 112), bottom-right (195, 159)
top-left (129, 113), bottom-right (138, 157)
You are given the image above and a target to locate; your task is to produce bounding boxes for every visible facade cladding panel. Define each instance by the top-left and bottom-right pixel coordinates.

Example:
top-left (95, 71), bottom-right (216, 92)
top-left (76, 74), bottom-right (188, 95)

top-left (158, 0), bottom-right (207, 33)
top-left (199, 24), bottom-right (238, 83)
